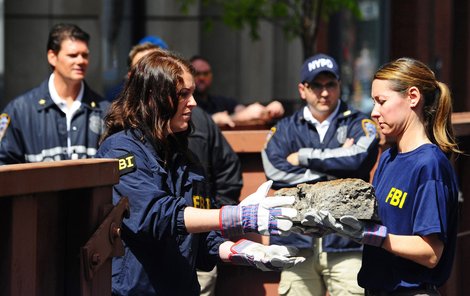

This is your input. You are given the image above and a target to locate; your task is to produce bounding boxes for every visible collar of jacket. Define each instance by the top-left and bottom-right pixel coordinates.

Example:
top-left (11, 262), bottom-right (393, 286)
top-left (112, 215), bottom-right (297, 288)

top-left (298, 100), bottom-right (358, 123)
top-left (128, 128), bottom-right (165, 163)
top-left (35, 79), bottom-right (101, 111)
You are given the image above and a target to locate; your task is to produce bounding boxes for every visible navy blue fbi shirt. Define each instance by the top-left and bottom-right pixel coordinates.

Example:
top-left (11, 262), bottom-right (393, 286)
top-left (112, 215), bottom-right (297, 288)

top-left (359, 144), bottom-right (459, 291)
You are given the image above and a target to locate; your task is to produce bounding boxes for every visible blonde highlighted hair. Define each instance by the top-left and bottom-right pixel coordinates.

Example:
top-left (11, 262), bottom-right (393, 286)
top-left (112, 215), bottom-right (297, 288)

top-left (374, 57), bottom-right (461, 155)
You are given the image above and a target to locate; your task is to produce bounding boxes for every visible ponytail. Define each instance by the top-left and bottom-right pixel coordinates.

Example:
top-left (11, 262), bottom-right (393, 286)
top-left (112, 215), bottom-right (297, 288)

top-left (430, 82), bottom-right (461, 155)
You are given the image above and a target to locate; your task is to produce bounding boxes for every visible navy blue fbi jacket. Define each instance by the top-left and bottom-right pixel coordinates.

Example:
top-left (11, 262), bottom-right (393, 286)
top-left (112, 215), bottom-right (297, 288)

top-left (0, 79), bottom-right (109, 164)
top-left (263, 101), bottom-right (380, 251)
top-left (97, 129), bottom-right (225, 296)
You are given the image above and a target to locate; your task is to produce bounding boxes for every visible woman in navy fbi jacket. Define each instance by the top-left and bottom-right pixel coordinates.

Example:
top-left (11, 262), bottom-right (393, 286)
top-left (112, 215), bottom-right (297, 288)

top-left (96, 50), bottom-right (303, 295)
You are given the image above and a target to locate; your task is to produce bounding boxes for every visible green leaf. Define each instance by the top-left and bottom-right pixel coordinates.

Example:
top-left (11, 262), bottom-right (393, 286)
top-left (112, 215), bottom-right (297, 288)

top-left (176, 0), bottom-right (361, 55)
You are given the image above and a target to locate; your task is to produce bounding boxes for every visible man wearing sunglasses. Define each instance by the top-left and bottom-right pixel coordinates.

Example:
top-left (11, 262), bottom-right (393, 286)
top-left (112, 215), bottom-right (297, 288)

top-left (262, 53), bottom-right (380, 296)
top-left (190, 55), bottom-right (285, 128)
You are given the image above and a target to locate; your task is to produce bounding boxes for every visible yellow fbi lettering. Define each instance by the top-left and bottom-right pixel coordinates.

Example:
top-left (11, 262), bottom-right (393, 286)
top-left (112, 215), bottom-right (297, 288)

top-left (385, 187), bottom-right (408, 208)
top-left (119, 156), bottom-right (134, 170)
top-left (193, 195), bottom-right (211, 209)
top-left (117, 153), bottom-right (137, 176)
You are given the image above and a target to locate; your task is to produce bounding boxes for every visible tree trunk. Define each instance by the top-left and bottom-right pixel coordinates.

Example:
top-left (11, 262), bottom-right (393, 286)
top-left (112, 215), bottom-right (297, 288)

top-left (301, 0), bottom-right (323, 60)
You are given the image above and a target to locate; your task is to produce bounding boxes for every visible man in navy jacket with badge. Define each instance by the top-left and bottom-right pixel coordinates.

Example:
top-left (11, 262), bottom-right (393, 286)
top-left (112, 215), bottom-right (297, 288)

top-left (0, 23), bottom-right (108, 164)
top-left (262, 53), bottom-right (380, 296)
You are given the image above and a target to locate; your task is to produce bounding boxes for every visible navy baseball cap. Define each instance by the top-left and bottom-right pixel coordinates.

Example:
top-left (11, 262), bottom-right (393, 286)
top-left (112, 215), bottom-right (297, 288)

top-left (300, 53), bottom-right (340, 83)
top-left (138, 35), bottom-right (169, 49)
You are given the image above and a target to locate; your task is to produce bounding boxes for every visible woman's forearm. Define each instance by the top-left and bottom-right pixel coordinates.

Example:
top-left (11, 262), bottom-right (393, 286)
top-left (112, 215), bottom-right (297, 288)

top-left (184, 207), bottom-right (221, 233)
top-left (382, 233), bottom-right (443, 268)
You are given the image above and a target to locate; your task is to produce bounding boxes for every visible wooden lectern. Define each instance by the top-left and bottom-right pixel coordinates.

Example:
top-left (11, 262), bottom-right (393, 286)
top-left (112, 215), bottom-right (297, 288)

top-left (0, 159), bottom-right (125, 296)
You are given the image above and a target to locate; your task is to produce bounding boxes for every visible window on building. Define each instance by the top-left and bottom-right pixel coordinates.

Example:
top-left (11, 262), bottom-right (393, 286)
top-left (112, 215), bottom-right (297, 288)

top-left (330, 0), bottom-right (389, 114)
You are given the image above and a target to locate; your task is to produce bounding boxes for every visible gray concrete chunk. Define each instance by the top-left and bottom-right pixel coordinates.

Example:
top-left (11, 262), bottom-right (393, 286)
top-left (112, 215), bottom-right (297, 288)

top-left (274, 178), bottom-right (379, 222)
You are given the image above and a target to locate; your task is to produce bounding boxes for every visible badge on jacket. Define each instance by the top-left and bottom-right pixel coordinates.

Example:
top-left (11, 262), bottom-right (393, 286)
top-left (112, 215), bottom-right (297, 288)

top-left (118, 153), bottom-right (137, 176)
top-left (89, 114), bottom-right (103, 135)
top-left (0, 113), bottom-right (10, 142)
top-left (362, 119), bottom-right (378, 138)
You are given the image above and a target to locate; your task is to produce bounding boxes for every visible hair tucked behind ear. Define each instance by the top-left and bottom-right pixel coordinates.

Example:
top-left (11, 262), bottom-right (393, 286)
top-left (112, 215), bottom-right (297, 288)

top-left (374, 57), bottom-right (461, 156)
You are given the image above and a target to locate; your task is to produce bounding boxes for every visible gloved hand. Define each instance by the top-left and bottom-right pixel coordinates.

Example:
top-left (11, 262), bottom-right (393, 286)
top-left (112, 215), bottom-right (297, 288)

top-left (299, 209), bottom-right (335, 236)
top-left (290, 223), bottom-right (332, 237)
top-left (301, 209), bottom-right (387, 247)
top-left (229, 239), bottom-right (306, 271)
top-left (220, 180), bottom-right (297, 237)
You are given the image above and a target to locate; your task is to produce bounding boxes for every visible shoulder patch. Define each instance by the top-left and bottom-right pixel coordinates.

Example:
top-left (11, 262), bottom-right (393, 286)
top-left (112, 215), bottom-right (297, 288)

top-left (0, 113), bottom-right (11, 141)
top-left (362, 119), bottom-right (378, 138)
top-left (118, 153), bottom-right (137, 176)
top-left (264, 127), bottom-right (277, 148)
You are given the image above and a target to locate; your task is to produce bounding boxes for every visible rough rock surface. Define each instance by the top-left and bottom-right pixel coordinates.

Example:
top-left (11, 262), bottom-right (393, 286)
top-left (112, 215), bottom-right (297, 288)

top-left (275, 178), bottom-right (379, 222)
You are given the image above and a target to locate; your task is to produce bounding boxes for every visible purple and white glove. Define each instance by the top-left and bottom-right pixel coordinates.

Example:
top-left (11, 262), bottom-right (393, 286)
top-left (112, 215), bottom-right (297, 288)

top-left (229, 239), bottom-right (306, 271)
top-left (219, 180), bottom-right (297, 237)
top-left (302, 209), bottom-right (387, 247)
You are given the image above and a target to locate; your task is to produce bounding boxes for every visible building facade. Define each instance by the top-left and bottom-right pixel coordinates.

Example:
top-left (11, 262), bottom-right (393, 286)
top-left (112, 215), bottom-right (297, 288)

top-left (1, 0), bottom-right (469, 294)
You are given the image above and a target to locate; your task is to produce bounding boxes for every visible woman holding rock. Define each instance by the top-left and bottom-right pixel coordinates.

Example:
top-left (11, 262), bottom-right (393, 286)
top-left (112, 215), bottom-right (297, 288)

top-left (304, 57), bottom-right (461, 295)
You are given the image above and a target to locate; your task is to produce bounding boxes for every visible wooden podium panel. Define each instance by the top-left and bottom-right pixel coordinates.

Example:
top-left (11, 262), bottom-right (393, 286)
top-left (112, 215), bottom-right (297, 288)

top-left (0, 159), bottom-right (120, 296)
top-left (222, 129), bottom-right (271, 199)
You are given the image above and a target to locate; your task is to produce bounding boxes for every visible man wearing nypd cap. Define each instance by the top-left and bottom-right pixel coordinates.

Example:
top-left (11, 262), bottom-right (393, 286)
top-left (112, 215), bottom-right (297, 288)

top-left (0, 23), bottom-right (109, 164)
top-left (262, 53), bottom-right (380, 295)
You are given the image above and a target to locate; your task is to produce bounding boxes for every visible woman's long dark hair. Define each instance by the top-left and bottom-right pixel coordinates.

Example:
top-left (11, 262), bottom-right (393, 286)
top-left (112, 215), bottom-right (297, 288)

top-left (101, 50), bottom-right (195, 163)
